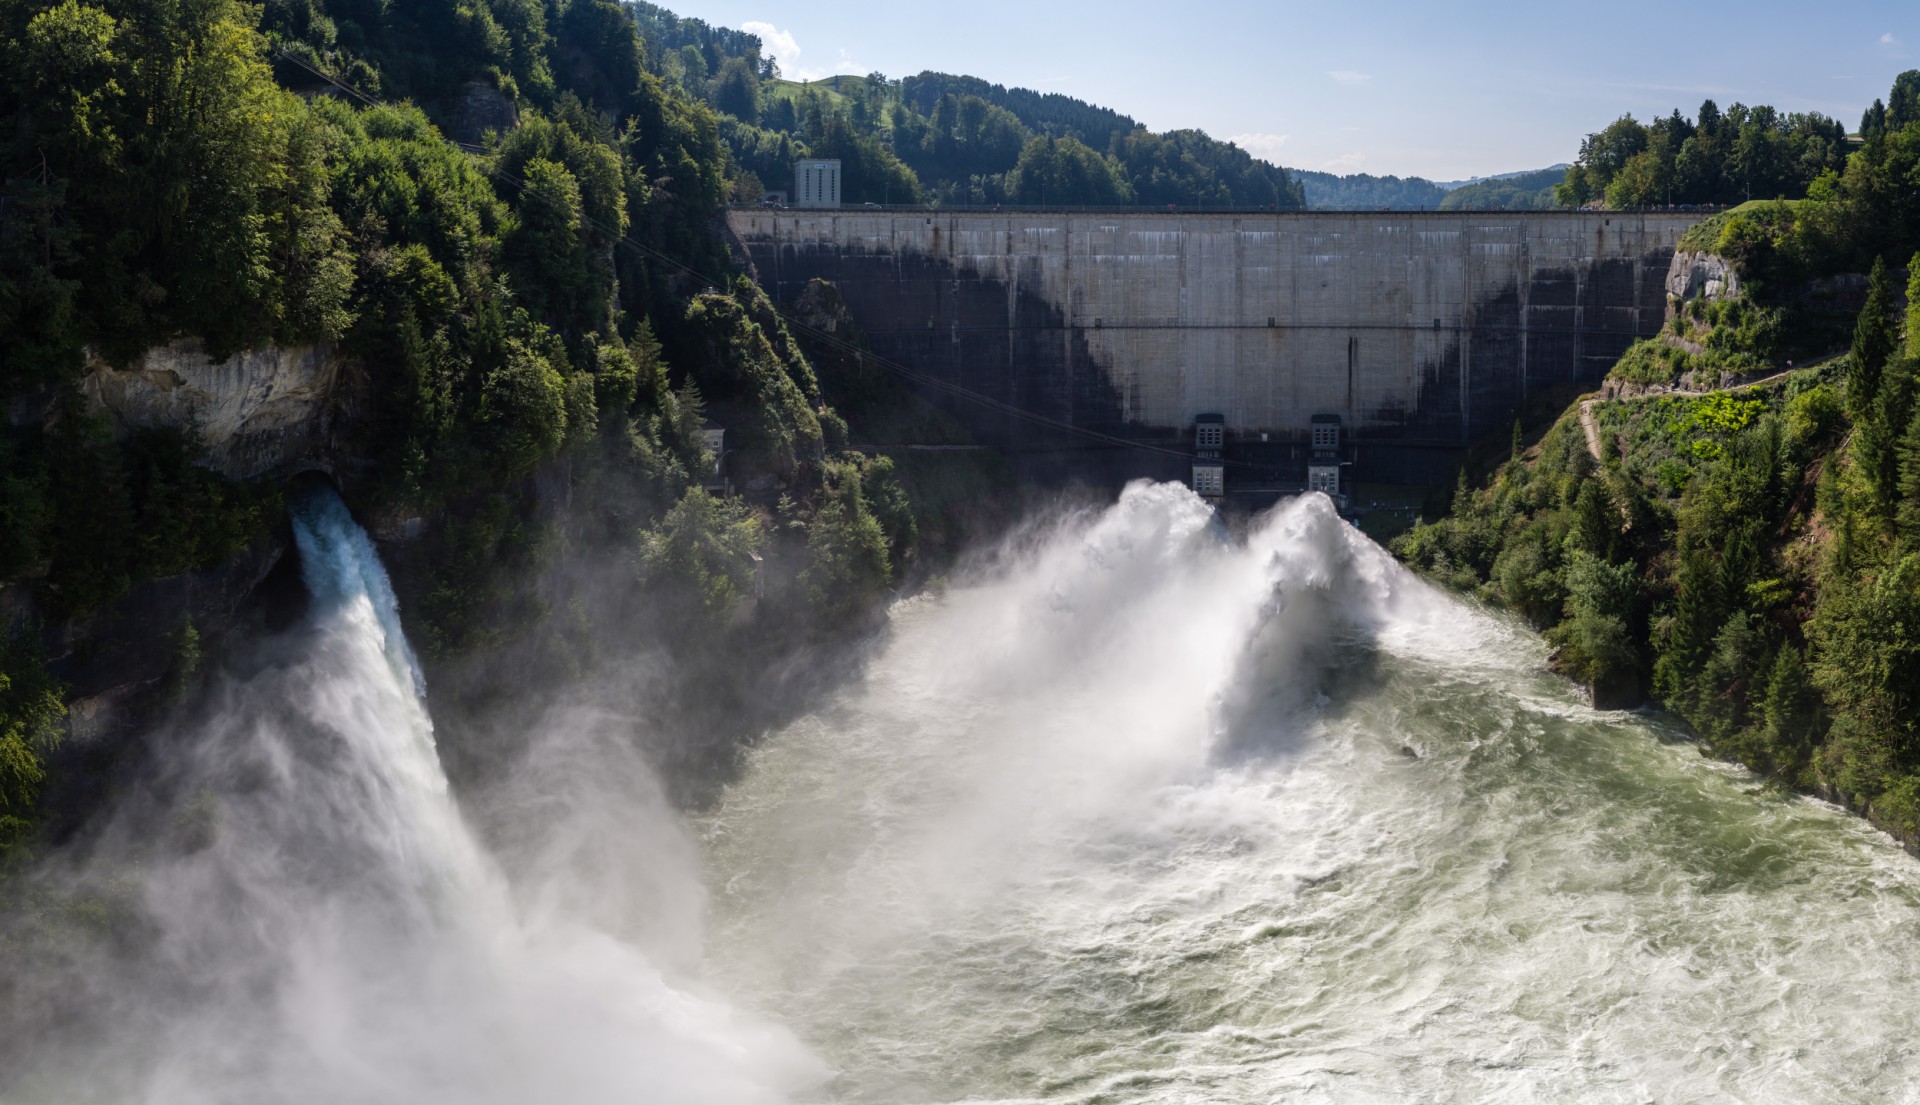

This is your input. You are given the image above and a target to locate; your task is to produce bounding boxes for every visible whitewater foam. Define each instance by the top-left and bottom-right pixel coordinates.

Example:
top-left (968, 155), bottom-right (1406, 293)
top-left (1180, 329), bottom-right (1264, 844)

top-left (12, 480), bottom-right (1920, 1103)
top-left (701, 483), bottom-right (1920, 1104)
top-left (4, 488), bottom-right (822, 1105)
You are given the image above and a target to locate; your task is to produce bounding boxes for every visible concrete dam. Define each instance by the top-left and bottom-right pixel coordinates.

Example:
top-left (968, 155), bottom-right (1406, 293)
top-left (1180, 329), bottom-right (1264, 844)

top-left (728, 209), bottom-right (1706, 485)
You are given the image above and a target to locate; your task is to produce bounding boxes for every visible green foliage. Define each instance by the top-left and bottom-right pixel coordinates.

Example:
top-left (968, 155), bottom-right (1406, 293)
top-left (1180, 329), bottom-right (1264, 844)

top-left (708, 56), bottom-right (759, 121)
top-left (471, 324), bottom-right (572, 482)
top-left (1560, 100), bottom-right (1849, 210)
top-left (506, 158), bottom-right (590, 320)
top-left (1760, 644), bottom-right (1819, 783)
top-left (1608, 297), bottom-right (1781, 388)
top-left (1109, 128), bottom-right (1300, 209)
top-left (1786, 382), bottom-right (1844, 452)
top-left (1907, 255), bottom-right (1920, 347)
top-left (1849, 256), bottom-right (1897, 416)
top-left (804, 114), bottom-right (921, 205)
top-left (639, 32), bottom-right (1308, 210)
top-left (6, 0), bottom-right (355, 363)
top-left (4, 396), bottom-right (272, 615)
top-left (1400, 205), bottom-right (1920, 838)
top-left (162, 616), bottom-right (201, 703)
top-left (1549, 550), bottom-right (1641, 688)
top-left (679, 287), bottom-right (824, 479)
top-left (0, 637), bottom-right (64, 859)
top-left (1437, 168), bottom-right (1567, 212)
top-left (0, 0), bottom-right (930, 694)
top-left (1290, 169), bottom-right (1446, 210)
top-left (798, 459), bottom-right (893, 622)
top-left (1660, 84), bottom-right (1920, 297)
top-left (419, 492), bottom-right (554, 657)
top-left (1005, 135), bottom-right (1133, 206)
top-left (1664, 393), bottom-right (1767, 461)
top-left (636, 487), bottom-right (763, 615)
top-left (1813, 555), bottom-right (1920, 799)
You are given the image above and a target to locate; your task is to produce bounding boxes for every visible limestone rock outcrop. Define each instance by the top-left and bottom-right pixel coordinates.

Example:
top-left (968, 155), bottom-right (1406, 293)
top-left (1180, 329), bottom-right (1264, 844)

top-left (81, 340), bottom-right (343, 479)
top-left (1665, 250), bottom-right (1741, 304)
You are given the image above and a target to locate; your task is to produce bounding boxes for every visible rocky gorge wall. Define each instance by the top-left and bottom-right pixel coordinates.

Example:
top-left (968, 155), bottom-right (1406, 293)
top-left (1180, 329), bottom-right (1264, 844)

top-left (2, 339), bottom-right (357, 747)
top-left (731, 210), bottom-right (1705, 483)
top-left (78, 340), bottom-right (348, 480)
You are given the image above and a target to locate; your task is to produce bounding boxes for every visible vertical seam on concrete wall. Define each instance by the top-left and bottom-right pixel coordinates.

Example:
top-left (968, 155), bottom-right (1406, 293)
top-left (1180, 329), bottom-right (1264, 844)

top-left (1005, 217), bottom-right (1017, 444)
top-left (1519, 228), bottom-right (1531, 409)
top-left (1063, 214), bottom-right (1074, 428)
top-left (1346, 335), bottom-right (1355, 423)
top-left (1459, 221), bottom-right (1471, 443)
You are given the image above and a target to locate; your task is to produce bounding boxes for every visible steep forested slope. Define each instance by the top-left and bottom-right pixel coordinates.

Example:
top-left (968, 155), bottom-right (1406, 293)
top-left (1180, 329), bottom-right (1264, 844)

top-left (0, 0), bottom-right (998, 859)
top-left (1397, 71), bottom-right (1920, 842)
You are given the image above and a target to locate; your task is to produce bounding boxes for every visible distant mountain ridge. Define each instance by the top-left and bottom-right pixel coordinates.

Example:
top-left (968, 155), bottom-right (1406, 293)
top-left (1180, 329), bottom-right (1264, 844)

top-left (1292, 165), bottom-right (1570, 210)
top-left (628, 2), bottom-right (1570, 211)
top-left (1434, 165), bottom-right (1572, 190)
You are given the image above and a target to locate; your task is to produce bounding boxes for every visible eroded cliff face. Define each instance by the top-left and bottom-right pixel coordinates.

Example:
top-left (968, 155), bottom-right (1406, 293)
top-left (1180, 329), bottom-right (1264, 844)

top-left (80, 340), bottom-right (346, 480)
top-left (1664, 250), bottom-right (1742, 304)
top-left (7, 340), bottom-right (356, 758)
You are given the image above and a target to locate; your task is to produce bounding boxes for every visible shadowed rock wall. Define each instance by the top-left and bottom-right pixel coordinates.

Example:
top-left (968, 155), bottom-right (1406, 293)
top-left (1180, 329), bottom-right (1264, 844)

top-left (730, 210), bottom-right (1704, 483)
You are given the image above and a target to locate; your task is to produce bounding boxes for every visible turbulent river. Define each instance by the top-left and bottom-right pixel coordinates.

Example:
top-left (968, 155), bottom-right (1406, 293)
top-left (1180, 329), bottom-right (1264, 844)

top-left (699, 484), bottom-right (1920, 1104)
top-left (10, 482), bottom-right (1920, 1104)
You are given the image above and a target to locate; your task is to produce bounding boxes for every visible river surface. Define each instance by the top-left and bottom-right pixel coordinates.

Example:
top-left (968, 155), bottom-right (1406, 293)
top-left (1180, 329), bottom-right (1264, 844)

top-left (696, 483), bottom-right (1920, 1104)
top-left (9, 482), bottom-right (1920, 1104)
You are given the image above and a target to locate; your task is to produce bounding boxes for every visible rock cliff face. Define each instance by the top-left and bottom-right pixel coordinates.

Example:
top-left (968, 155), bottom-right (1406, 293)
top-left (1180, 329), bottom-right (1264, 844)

top-left (80, 340), bottom-right (345, 479)
top-left (8, 340), bottom-right (351, 752)
top-left (1665, 250), bottom-right (1741, 303)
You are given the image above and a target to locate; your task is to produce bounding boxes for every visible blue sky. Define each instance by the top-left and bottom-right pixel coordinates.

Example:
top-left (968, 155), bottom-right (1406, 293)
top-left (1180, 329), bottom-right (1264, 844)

top-left (658, 0), bottom-right (1915, 180)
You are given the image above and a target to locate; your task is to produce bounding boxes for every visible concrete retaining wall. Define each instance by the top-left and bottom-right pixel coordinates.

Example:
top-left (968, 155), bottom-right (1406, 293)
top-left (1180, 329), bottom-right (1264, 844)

top-left (730, 209), bottom-right (1704, 483)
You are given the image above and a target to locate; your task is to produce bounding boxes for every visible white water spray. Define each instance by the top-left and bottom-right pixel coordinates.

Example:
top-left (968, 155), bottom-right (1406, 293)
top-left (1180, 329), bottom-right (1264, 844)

top-left (702, 482), bottom-right (1920, 1103)
top-left (14, 481), bottom-right (1920, 1104)
top-left (9, 488), bottom-right (821, 1105)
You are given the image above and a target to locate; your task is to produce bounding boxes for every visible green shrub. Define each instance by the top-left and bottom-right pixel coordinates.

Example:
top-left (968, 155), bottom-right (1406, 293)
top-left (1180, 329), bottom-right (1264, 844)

top-left (0, 638), bottom-right (64, 860)
top-left (636, 487), bottom-right (764, 615)
top-left (1787, 383), bottom-right (1844, 450)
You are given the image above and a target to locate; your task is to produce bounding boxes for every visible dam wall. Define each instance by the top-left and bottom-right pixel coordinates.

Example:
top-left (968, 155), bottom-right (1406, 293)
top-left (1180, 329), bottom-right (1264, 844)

top-left (728, 209), bottom-right (1704, 484)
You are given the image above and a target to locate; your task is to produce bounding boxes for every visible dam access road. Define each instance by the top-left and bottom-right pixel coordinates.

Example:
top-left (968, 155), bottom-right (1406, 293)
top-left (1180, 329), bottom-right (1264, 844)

top-left (729, 208), bottom-right (1706, 485)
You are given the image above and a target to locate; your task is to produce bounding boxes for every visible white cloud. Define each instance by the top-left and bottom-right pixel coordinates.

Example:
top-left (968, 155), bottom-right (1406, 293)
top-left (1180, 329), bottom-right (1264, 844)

top-left (1328, 70), bottom-right (1372, 87)
top-left (1882, 31), bottom-right (1899, 46)
top-left (1319, 152), bottom-right (1368, 173)
top-left (742, 21), bottom-right (823, 80)
top-left (1229, 133), bottom-right (1292, 161)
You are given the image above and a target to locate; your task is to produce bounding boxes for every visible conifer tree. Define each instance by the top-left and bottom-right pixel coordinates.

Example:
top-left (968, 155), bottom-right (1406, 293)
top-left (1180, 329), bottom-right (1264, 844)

top-left (1761, 644), bottom-right (1817, 778)
top-left (1898, 404), bottom-right (1920, 544)
top-left (1907, 254), bottom-right (1920, 350)
top-left (1654, 546), bottom-right (1724, 710)
top-left (1850, 256), bottom-right (1896, 418)
top-left (1570, 480), bottom-right (1616, 561)
top-left (1868, 355), bottom-right (1915, 517)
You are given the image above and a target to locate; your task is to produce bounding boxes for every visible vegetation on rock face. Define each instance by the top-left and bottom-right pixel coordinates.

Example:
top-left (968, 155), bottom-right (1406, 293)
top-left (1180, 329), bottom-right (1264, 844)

top-left (1397, 71), bottom-right (1920, 842)
top-left (0, 0), bottom-right (964, 857)
top-left (0, 637), bottom-right (63, 860)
